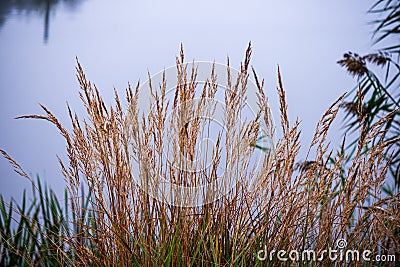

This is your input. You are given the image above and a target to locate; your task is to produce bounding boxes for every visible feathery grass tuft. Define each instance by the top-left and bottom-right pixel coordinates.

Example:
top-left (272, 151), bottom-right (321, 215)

top-left (1, 45), bottom-right (399, 266)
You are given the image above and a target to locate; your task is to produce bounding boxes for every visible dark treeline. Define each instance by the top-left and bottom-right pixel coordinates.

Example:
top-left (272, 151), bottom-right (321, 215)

top-left (0, 0), bottom-right (83, 43)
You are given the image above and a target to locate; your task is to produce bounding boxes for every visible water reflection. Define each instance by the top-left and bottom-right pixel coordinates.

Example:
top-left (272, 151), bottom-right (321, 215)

top-left (0, 0), bottom-right (83, 43)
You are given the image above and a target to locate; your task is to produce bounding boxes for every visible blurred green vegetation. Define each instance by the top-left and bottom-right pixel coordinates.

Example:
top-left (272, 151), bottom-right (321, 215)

top-left (338, 0), bottom-right (400, 194)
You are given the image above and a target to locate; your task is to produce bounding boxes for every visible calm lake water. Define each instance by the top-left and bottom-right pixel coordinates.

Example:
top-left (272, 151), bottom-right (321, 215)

top-left (0, 0), bottom-right (375, 201)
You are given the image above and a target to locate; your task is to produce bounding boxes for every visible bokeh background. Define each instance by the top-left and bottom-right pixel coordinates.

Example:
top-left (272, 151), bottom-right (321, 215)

top-left (0, 0), bottom-right (376, 201)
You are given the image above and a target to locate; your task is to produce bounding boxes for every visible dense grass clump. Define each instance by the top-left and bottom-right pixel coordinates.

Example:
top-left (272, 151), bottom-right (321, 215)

top-left (1, 45), bottom-right (399, 266)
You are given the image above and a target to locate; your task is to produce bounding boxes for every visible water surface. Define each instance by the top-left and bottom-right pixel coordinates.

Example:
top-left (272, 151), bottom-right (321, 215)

top-left (0, 0), bottom-right (375, 201)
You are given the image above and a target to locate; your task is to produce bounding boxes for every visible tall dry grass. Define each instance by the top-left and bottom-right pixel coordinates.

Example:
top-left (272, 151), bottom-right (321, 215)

top-left (1, 44), bottom-right (399, 266)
